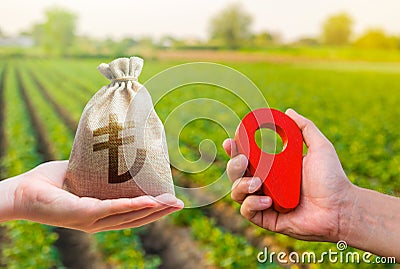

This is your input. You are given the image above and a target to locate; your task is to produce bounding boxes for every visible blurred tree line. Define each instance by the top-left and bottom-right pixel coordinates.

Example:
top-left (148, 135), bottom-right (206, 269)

top-left (32, 8), bottom-right (77, 56)
top-left (208, 5), bottom-right (400, 50)
top-left (27, 7), bottom-right (155, 57)
top-left (321, 12), bottom-right (399, 50)
top-left (2, 4), bottom-right (399, 57)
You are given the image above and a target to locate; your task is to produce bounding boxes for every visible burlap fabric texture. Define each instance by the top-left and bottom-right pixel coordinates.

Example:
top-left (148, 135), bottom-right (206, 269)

top-left (64, 56), bottom-right (175, 199)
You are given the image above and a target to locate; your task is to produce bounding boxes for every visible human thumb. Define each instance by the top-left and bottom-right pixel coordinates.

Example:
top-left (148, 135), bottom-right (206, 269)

top-left (285, 108), bottom-right (332, 149)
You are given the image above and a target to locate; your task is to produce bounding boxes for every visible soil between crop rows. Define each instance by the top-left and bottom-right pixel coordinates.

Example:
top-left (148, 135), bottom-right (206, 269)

top-left (28, 70), bottom-right (78, 132)
top-left (21, 65), bottom-right (289, 268)
top-left (28, 68), bottom-right (208, 269)
top-left (37, 61), bottom-right (290, 261)
top-left (17, 69), bottom-right (105, 269)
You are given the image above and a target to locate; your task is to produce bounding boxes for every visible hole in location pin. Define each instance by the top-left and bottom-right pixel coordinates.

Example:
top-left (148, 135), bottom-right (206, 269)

top-left (234, 108), bottom-right (303, 213)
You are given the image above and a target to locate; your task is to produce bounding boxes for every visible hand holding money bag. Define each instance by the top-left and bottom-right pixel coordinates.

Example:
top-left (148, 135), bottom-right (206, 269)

top-left (64, 57), bottom-right (175, 199)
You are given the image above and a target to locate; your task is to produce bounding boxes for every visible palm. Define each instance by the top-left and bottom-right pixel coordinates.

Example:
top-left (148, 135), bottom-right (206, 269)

top-left (252, 144), bottom-right (351, 241)
top-left (224, 109), bottom-right (353, 243)
top-left (11, 161), bottom-right (183, 233)
top-left (17, 174), bottom-right (101, 226)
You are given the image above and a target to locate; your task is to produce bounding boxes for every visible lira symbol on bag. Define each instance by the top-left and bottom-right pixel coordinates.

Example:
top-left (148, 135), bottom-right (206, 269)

top-left (93, 114), bottom-right (146, 184)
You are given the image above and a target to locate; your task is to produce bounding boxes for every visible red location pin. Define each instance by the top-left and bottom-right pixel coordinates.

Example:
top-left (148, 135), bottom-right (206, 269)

top-left (234, 108), bottom-right (303, 213)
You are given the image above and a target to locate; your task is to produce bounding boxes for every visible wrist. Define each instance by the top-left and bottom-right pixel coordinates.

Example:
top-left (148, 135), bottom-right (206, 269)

top-left (336, 182), bottom-right (359, 243)
top-left (338, 185), bottom-right (382, 251)
top-left (0, 176), bottom-right (22, 222)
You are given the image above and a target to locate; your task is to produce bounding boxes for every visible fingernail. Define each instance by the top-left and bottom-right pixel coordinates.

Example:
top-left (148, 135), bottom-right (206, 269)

top-left (222, 138), bottom-right (231, 147)
top-left (231, 178), bottom-right (241, 191)
top-left (260, 196), bottom-right (272, 205)
top-left (286, 108), bottom-right (297, 114)
top-left (237, 154), bottom-right (248, 167)
top-left (156, 193), bottom-right (178, 206)
top-left (232, 156), bottom-right (241, 167)
top-left (175, 199), bottom-right (184, 208)
top-left (248, 177), bottom-right (262, 193)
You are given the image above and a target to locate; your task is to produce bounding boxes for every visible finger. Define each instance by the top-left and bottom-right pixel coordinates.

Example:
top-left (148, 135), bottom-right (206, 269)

top-left (222, 138), bottom-right (238, 157)
top-left (226, 154), bottom-right (248, 182)
top-left (231, 177), bottom-right (262, 203)
top-left (92, 201), bottom-right (177, 229)
top-left (240, 195), bottom-right (274, 228)
top-left (285, 109), bottom-right (333, 150)
top-left (152, 193), bottom-right (184, 207)
top-left (93, 207), bottom-right (180, 232)
top-left (93, 196), bottom-right (159, 218)
top-left (95, 195), bottom-right (183, 227)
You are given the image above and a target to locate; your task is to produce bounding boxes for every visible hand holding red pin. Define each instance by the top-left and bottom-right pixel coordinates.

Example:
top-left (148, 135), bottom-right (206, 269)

top-left (234, 108), bottom-right (303, 213)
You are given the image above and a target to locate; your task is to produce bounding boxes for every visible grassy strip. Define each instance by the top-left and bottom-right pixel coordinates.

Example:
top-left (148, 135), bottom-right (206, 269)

top-left (25, 58), bottom-right (400, 268)
top-left (27, 60), bottom-right (264, 268)
top-left (18, 65), bottom-right (74, 159)
top-left (27, 59), bottom-right (106, 96)
top-left (25, 63), bottom-right (161, 268)
top-left (17, 64), bottom-right (106, 268)
top-left (27, 59), bottom-right (275, 268)
top-left (172, 195), bottom-right (278, 269)
top-left (0, 64), bottom-right (63, 269)
top-left (95, 229), bottom-right (161, 269)
top-left (27, 69), bottom-right (82, 130)
top-left (27, 63), bottom-right (89, 126)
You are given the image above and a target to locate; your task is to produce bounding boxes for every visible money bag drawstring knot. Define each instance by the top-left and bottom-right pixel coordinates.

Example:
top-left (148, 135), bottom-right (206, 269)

top-left (111, 76), bottom-right (138, 83)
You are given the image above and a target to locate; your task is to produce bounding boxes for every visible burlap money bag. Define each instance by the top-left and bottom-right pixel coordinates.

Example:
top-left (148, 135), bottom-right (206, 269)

top-left (64, 56), bottom-right (175, 199)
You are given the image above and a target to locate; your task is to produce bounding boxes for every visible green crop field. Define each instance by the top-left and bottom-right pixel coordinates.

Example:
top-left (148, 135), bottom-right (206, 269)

top-left (0, 56), bottom-right (400, 268)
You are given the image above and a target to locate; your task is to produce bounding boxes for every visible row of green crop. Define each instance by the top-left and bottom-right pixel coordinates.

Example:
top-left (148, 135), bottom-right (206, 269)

top-left (143, 60), bottom-right (400, 194)
top-left (231, 62), bottom-right (400, 192)
top-left (31, 60), bottom-right (236, 200)
top-left (25, 57), bottom-right (344, 267)
top-left (95, 228), bottom-right (161, 269)
top-left (28, 60), bottom-right (238, 185)
top-left (26, 61), bottom-right (165, 268)
top-left (172, 195), bottom-right (278, 269)
top-left (18, 65), bottom-right (74, 159)
top-left (43, 57), bottom-right (400, 191)
top-left (0, 64), bottom-right (64, 269)
top-left (26, 58), bottom-right (399, 268)
top-left (25, 58), bottom-right (277, 268)
top-left (28, 66), bottom-right (88, 125)
top-left (18, 63), bottom-right (160, 269)
top-left (154, 59), bottom-right (400, 267)
top-left (26, 60), bottom-right (232, 191)
top-left (25, 58), bottom-right (282, 268)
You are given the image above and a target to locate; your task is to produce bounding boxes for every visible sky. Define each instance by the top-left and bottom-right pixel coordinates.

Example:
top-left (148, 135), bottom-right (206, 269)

top-left (1, 0), bottom-right (400, 42)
